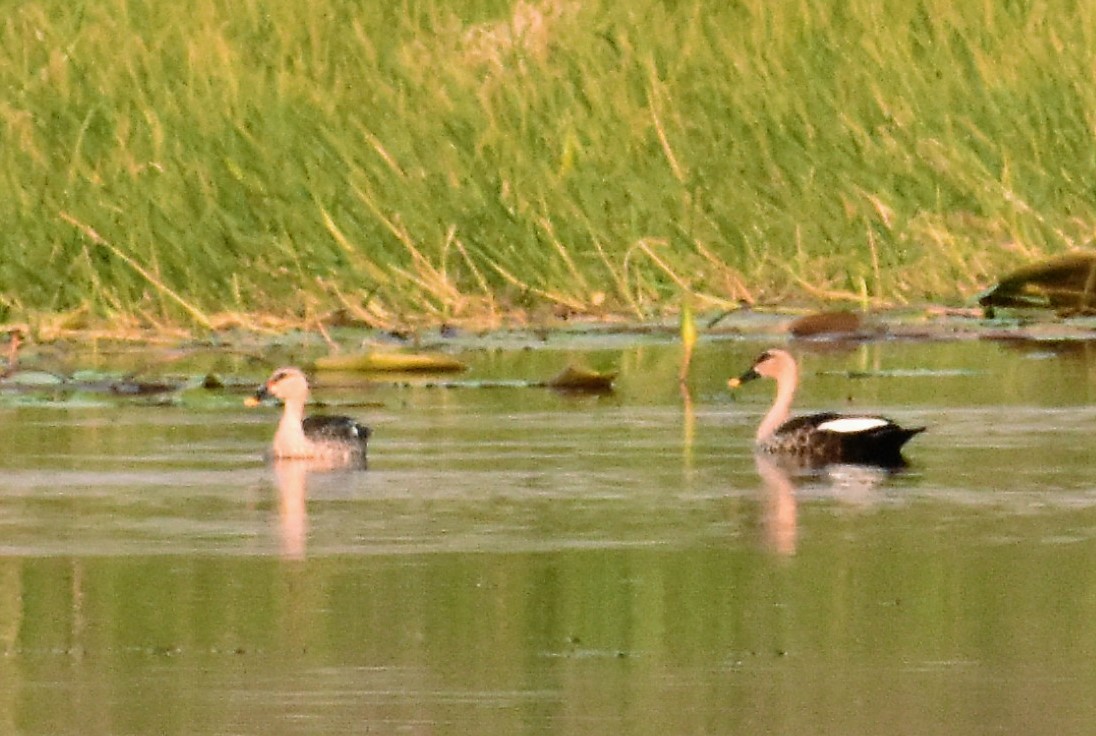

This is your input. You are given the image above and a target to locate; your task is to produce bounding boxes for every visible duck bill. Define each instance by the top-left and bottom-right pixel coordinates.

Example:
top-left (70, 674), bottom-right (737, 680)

top-left (727, 367), bottom-right (760, 389)
top-left (244, 384), bottom-right (273, 407)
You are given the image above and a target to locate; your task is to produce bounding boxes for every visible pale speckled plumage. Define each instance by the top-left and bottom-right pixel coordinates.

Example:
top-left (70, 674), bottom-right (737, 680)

top-left (252, 367), bottom-right (370, 465)
top-left (729, 349), bottom-right (923, 468)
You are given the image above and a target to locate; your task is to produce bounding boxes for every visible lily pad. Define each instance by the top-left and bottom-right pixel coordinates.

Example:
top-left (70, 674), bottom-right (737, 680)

top-left (544, 365), bottom-right (617, 392)
top-left (1, 370), bottom-right (66, 386)
top-left (787, 310), bottom-right (869, 338)
top-left (108, 379), bottom-right (180, 396)
top-left (314, 351), bottom-right (467, 373)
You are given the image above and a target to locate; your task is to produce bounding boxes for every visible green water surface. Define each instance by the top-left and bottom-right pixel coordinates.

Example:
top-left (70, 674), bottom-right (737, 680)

top-left (0, 337), bottom-right (1093, 734)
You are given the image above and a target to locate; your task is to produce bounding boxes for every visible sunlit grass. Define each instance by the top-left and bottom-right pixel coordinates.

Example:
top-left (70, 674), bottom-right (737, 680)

top-left (2, 0), bottom-right (1094, 332)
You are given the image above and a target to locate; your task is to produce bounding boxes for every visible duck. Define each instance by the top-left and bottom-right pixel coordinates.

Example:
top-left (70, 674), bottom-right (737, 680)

top-left (246, 367), bottom-right (371, 465)
top-left (728, 349), bottom-right (924, 468)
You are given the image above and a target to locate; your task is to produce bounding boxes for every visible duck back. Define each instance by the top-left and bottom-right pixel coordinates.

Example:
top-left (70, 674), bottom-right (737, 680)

top-left (763, 413), bottom-right (924, 468)
top-left (302, 415), bottom-right (371, 450)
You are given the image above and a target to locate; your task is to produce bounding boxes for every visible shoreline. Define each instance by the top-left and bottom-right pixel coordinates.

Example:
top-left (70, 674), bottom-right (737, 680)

top-left (4, 304), bottom-right (1096, 350)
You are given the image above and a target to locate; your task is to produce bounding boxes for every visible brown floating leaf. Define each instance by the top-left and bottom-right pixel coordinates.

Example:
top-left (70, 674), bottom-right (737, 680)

top-left (787, 310), bottom-right (864, 337)
top-left (314, 351), bottom-right (467, 373)
top-left (109, 379), bottom-right (179, 396)
top-left (977, 252), bottom-right (1096, 313)
top-left (545, 365), bottom-right (617, 392)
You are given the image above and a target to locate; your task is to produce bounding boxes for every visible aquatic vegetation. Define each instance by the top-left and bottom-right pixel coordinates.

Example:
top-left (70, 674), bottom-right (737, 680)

top-left (786, 310), bottom-right (867, 339)
top-left (543, 364), bottom-right (616, 392)
top-left (678, 298), bottom-right (697, 383)
top-left (2, 0), bottom-right (1095, 332)
top-left (314, 351), bottom-right (468, 373)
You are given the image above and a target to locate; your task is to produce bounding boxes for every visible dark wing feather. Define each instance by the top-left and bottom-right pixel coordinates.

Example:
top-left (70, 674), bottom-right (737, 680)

top-left (774, 412), bottom-right (843, 434)
top-left (302, 415), bottom-right (372, 446)
top-left (835, 423), bottom-right (925, 466)
top-left (772, 412), bottom-right (924, 468)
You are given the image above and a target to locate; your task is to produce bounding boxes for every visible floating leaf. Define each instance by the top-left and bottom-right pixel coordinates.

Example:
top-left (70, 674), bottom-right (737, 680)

top-left (787, 310), bottom-right (865, 337)
top-left (545, 365), bottom-right (616, 392)
top-left (977, 252), bottom-right (1096, 313)
top-left (108, 379), bottom-right (179, 396)
top-left (1, 370), bottom-right (66, 386)
top-left (314, 351), bottom-right (467, 373)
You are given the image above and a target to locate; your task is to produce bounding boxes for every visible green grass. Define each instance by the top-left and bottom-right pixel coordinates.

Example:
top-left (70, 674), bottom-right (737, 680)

top-left (2, 0), bottom-right (1094, 331)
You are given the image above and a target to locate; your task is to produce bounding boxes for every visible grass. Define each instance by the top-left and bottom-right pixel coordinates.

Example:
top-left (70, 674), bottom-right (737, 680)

top-left (1, 0), bottom-right (1094, 333)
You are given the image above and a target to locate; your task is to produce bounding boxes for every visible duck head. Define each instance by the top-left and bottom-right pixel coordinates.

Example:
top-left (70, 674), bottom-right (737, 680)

top-left (728, 349), bottom-right (796, 388)
top-left (245, 366), bottom-right (311, 406)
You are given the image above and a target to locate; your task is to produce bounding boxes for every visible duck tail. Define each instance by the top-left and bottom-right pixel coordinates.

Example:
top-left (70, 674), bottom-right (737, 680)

top-left (896, 426), bottom-right (927, 447)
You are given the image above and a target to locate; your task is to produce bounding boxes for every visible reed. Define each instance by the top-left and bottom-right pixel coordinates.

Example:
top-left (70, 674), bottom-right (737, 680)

top-left (2, 0), bottom-right (1093, 331)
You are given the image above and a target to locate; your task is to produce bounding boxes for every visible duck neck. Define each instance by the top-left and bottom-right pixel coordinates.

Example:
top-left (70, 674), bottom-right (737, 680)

top-left (757, 366), bottom-right (796, 441)
top-left (274, 397), bottom-right (310, 454)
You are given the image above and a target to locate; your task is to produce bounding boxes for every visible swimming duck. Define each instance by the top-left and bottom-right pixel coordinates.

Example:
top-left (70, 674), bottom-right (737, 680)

top-left (729, 349), bottom-right (923, 467)
top-left (247, 367), bottom-right (371, 465)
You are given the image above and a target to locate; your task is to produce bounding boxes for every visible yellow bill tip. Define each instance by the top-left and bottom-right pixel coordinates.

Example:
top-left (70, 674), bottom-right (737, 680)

top-left (727, 377), bottom-right (742, 389)
top-left (243, 396), bottom-right (261, 407)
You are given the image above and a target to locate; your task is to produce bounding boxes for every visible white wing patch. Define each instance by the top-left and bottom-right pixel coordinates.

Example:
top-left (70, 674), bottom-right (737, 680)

top-left (817, 417), bottom-right (890, 433)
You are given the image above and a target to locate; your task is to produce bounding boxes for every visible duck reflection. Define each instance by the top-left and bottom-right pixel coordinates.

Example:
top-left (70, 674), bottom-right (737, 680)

top-left (273, 459), bottom-right (312, 560)
top-left (754, 455), bottom-right (798, 556)
top-left (271, 453), bottom-right (367, 560)
top-left (753, 455), bottom-right (897, 556)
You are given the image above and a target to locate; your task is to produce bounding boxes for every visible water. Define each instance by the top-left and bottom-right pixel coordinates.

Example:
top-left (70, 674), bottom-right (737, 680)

top-left (0, 336), bottom-right (1093, 735)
